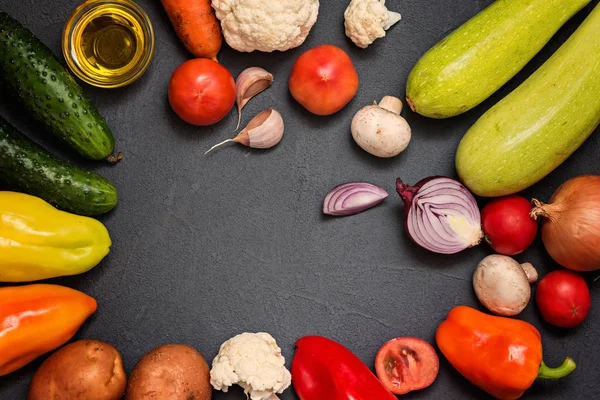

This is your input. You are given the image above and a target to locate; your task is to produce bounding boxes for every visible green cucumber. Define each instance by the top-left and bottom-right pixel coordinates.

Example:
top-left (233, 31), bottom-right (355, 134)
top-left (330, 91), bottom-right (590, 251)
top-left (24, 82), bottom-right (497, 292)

top-left (0, 116), bottom-right (117, 216)
top-left (406, 0), bottom-right (591, 119)
top-left (0, 11), bottom-right (118, 161)
top-left (456, 4), bottom-right (600, 197)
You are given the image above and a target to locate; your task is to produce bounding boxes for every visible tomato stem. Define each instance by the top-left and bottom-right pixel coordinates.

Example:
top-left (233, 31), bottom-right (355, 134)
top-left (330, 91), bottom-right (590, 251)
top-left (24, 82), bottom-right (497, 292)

top-left (483, 234), bottom-right (492, 246)
top-left (538, 357), bottom-right (576, 380)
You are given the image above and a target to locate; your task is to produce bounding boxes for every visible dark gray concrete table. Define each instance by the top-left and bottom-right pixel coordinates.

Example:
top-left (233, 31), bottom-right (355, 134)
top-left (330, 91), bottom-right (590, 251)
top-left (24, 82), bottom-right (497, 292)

top-left (1, 0), bottom-right (599, 399)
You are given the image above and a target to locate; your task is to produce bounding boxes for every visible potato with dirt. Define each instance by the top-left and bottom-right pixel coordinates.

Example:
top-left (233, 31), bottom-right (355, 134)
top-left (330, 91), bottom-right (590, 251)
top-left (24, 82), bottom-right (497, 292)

top-left (28, 340), bottom-right (126, 400)
top-left (126, 344), bottom-right (212, 400)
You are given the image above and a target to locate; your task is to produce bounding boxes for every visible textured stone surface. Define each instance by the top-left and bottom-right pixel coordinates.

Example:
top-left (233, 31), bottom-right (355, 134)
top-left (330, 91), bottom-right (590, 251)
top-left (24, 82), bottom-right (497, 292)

top-left (1, 0), bottom-right (599, 399)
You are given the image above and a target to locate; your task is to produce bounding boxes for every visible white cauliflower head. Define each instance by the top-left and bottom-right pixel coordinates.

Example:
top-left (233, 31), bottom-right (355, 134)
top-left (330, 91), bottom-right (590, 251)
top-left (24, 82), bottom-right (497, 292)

top-left (211, 0), bottom-right (320, 53)
top-left (344, 0), bottom-right (402, 49)
top-left (210, 332), bottom-right (292, 400)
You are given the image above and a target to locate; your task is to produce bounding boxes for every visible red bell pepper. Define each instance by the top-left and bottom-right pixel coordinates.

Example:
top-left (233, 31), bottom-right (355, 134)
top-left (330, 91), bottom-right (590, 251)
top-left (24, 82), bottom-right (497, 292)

top-left (291, 335), bottom-right (397, 400)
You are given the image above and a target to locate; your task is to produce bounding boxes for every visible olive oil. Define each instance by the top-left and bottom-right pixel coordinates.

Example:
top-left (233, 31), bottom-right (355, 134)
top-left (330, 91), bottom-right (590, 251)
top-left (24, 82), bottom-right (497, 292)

top-left (80, 12), bottom-right (139, 71)
top-left (63, 0), bottom-right (154, 88)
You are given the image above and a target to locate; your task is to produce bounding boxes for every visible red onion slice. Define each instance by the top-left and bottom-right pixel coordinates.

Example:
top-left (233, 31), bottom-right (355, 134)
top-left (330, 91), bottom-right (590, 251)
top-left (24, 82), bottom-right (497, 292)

top-left (323, 182), bottom-right (389, 216)
top-left (397, 176), bottom-right (483, 254)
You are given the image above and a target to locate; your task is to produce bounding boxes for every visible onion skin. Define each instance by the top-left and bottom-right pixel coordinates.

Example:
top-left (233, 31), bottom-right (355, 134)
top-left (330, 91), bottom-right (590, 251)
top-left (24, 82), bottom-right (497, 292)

top-left (397, 176), bottom-right (482, 254)
top-left (397, 176), bottom-right (441, 234)
top-left (530, 175), bottom-right (600, 271)
top-left (323, 182), bottom-right (388, 216)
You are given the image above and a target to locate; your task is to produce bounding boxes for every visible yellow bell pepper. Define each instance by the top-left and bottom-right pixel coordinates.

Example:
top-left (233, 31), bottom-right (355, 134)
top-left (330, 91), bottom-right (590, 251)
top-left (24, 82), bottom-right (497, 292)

top-left (0, 191), bottom-right (111, 282)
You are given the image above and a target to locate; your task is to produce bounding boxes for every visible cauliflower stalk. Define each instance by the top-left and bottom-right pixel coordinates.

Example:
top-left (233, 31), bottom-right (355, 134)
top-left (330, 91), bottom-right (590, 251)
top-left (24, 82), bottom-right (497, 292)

top-left (210, 332), bottom-right (292, 400)
top-left (344, 0), bottom-right (402, 48)
top-left (211, 0), bottom-right (320, 53)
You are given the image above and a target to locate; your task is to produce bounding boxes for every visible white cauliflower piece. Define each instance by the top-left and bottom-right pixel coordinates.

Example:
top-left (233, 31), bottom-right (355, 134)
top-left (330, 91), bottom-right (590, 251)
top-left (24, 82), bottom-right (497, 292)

top-left (344, 0), bottom-right (402, 49)
top-left (211, 0), bottom-right (320, 53)
top-left (210, 332), bottom-right (292, 400)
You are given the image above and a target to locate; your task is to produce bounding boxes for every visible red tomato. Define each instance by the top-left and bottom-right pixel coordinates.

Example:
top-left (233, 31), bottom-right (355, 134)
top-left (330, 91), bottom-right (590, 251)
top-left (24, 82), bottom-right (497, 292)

top-left (481, 195), bottom-right (538, 255)
top-left (168, 59), bottom-right (236, 126)
top-left (536, 270), bottom-right (591, 328)
top-left (375, 337), bottom-right (439, 395)
top-left (289, 44), bottom-right (359, 116)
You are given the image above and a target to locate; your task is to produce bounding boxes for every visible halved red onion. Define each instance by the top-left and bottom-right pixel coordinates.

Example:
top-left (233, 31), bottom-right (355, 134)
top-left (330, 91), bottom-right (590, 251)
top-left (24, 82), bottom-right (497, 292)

top-left (323, 182), bottom-right (389, 216)
top-left (396, 176), bottom-right (483, 254)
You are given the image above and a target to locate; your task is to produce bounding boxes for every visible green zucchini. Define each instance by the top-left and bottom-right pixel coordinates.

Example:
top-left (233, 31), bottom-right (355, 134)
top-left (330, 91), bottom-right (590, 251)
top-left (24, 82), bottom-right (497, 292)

top-left (456, 4), bottom-right (600, 197)
top-left (0, 11), bottom-right (117, 161)
top-left (406, 0), bottom-right (591, 119)
top-left (0, 116), bottom-right (117, 216)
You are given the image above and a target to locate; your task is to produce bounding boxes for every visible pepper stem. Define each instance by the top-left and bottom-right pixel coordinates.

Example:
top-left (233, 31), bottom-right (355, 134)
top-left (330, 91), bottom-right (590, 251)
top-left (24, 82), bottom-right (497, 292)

top-left (538, 358), bottom-right (576, 380)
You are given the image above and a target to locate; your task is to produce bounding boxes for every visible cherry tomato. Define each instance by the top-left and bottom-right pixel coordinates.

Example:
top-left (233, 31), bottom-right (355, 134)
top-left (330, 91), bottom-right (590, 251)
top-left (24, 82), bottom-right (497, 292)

top-left (481, 195), bottom-right (538, 255)
top-left (289, 44), bottom-right (359, 116)
top-left (375, 337), bottom-right (439, 395)
top-left (168, 59), bottom-right (236, 126)
top-left (536, 270), bottom-right (591, 328)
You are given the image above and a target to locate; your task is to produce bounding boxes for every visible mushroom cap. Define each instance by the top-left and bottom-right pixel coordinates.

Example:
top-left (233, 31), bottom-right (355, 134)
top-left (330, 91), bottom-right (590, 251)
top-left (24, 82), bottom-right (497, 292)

top-left (473, 254), bottom-right (531, 316)
top-left (351, 105), bottom-right (411, 158)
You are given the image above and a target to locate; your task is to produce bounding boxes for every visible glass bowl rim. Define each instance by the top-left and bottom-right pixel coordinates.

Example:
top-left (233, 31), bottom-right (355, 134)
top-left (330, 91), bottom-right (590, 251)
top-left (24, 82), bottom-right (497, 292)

top-left (62, 0), bottom-right (155, 88)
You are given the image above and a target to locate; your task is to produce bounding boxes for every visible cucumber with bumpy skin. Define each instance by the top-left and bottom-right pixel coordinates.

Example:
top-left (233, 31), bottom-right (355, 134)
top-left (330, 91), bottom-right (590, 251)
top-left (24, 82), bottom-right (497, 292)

top-left (406, 0), bottom-right (592, 119)
top-left (0, 11), bottom-right (119, 161)
top-left (456, 4), bottom-right (600, 197)
top-left (0, 116), bottom-right (117, 216)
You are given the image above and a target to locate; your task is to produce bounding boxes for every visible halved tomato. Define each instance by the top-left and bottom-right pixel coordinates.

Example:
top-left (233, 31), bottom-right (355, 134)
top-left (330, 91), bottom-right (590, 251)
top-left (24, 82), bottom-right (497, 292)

top-left (375, 337), bottom-right (440, 395)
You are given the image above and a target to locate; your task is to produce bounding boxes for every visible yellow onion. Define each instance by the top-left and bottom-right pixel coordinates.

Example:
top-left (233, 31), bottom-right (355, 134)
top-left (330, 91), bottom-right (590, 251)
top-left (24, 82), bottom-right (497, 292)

top-left (530, 175), bottom-right (600, 272)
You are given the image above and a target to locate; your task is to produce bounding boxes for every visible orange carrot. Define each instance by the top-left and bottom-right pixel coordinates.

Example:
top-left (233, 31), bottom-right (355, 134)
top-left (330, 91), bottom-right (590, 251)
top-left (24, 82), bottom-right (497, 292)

top-left (161, 0), bottom-right (222, 61)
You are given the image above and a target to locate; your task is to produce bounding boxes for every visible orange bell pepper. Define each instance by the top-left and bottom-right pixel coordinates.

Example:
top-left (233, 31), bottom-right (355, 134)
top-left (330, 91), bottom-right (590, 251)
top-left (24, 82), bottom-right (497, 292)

top-left (436, 306), bottom-right (576, 400)
top-left (0, 284), bottom-right (97, 376)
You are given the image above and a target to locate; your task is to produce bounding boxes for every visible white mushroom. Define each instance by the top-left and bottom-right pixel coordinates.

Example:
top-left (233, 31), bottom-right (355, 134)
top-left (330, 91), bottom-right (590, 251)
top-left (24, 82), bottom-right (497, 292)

top-left (473, 254), bottom-right (538, 317)
top-left (351, 96), bottom-right (411, 158)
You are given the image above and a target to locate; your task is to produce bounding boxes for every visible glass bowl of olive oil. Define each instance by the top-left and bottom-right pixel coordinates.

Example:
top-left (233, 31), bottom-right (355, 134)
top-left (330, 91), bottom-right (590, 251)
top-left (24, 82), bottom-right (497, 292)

top-left (63, 0), bottom-right (154, 88)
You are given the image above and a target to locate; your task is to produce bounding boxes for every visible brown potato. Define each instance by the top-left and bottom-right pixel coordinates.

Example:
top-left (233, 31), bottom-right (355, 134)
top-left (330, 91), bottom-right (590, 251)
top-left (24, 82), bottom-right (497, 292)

top-left (28, 340), bottom-right (126, 400)
top-left (126, 344), bottom-right (211, 400)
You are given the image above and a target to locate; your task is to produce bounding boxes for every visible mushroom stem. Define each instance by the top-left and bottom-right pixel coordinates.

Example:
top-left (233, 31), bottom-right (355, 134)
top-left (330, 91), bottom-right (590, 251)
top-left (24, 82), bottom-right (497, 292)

top-left (520, 262), bottom-right (538, 283)
top-left (269, 395), bottom-right (280, 400)
top-left (378, 96), bottom-right (403, 114)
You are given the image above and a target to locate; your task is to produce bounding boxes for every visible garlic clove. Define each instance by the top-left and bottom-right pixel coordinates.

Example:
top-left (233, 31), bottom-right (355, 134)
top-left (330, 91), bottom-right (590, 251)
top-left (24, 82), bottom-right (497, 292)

top-left (241, 109), bottom-right (284, 149)
top-left (235, 67), bottom-right (274, 130)
top-left (205, 109), bottom-right (284, 154)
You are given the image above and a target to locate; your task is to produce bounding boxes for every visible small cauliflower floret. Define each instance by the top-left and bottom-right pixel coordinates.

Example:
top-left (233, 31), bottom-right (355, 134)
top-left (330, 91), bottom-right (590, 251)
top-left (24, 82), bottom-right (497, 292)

top-left (211, 0), bottom-right (320, 53)
top-left (210, 332), bottom-right (292, 400)
top-left (344, 0), bottom-right (402, 49)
